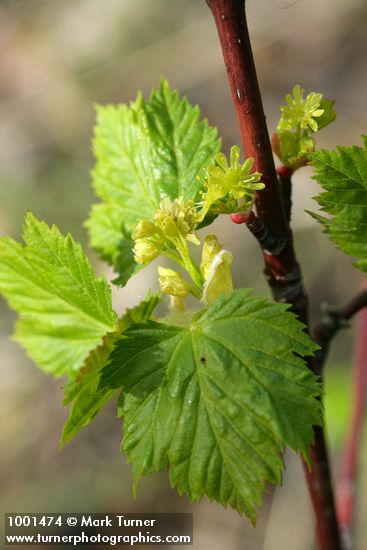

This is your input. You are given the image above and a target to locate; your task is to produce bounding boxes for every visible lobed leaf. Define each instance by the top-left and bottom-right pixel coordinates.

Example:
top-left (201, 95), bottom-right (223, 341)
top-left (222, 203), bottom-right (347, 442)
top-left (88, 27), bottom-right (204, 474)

top-left (61, 293), bottom-right (161, 445)
top-left (100, 289), bottom-right (321, 521)
top-left (86, 79), bottom-right (221, 284)
top-left (311, 143), bottom-right (367, 273)
top-left (0, 212), bottom-right (117, 377)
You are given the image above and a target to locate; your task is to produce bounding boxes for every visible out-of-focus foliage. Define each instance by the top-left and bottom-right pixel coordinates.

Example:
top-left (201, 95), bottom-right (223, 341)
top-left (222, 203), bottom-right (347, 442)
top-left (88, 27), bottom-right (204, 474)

top-left (311, 142), bottom-right (367, 273)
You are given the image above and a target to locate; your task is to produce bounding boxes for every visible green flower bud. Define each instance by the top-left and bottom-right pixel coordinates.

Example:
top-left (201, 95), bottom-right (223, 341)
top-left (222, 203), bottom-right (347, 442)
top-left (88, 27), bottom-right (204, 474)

top-left (133, 239), bottom-right (160, 265)
top-left (202, 249), bottom-right (233, 305)
top-left (200, 235), bottom-right (222, 281)
top-left (272, 130), bottom-right (315, 168)
top-left (132, 219), bottom-right (162, 240)
top-left (158, 266), bottom-right (192, 297)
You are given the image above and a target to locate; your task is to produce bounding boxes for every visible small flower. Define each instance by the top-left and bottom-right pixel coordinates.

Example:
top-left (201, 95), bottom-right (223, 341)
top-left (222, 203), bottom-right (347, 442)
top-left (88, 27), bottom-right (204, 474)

top-left (132, 197), bottom-right (201, 269)
top-left (155, 197), bottom-right (200, 245)
top-left (274, 86), bottom-right (336, 169)
top-left (199, 146), bottom-right (264, 220)
top-left (279, 85), bottom-right (324, 133)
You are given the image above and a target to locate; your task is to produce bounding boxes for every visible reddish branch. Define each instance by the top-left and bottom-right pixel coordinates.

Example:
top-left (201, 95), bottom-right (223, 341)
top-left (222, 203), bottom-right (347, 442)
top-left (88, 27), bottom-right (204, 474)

top-left (313, 289), bottom-right (367, 548)
top-left (313, 290), bottom-right (367, 374)
top-left (206, 0), bottom-right (306, 315)
top-left (231, 210), bottom-right (286, 253)
top-left (206, 1), bottom-right (342, 549)
top-left (336, 296), bottom-right (367, 549)
top-left (277, 165), bottom-right (294, 223)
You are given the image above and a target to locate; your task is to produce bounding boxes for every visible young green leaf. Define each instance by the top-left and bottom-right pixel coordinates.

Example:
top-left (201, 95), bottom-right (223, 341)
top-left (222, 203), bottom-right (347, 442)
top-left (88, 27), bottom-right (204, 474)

top-left (86, 79), bottom-right (221, 284)
top-left (316, 98), bottom-right (337, 130)
top-left (100, 289), bottom-right (321, 521)
top-left (61, 293), bottom-right (161, 445)
top-left (61, 332), bottom-right (117, 446)
top-left (0, 212), bottom-right (117, 377)
top-left (311, 143), bottom-right (367, 273)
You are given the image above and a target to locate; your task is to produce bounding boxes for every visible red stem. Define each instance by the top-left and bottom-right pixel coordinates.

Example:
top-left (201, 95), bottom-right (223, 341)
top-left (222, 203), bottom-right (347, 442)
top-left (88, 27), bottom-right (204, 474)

top-left (206, 1), bottom-right (342, 548)
top-left (206, 0), bottom-right (305, 312)
top-left (336, 289), bottom-right (367, 548)
top-left (313, 289), bottom-right (367, 374)
top-left (277, 166), bottom-right (293, 223)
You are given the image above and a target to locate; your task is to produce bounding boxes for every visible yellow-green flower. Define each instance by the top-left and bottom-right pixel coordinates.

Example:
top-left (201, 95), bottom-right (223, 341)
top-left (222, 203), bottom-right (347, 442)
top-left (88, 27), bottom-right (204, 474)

top-left (199, 146), bottom-right (264, 221)
top-left (132, 219), bottom-right (165, 265)
top-left (155, 197), bottom-right (200, 245)
top-left (158, 266), bottom-right (193, 297)
top-left (132, 198), bottom-right (203, 291)
top-left (279, 85), bottom-right (324, 133)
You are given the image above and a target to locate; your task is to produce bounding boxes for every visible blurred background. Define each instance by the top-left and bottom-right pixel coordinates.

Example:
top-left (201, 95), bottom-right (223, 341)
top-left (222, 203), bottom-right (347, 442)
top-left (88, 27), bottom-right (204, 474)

top-left (0, 0), bottom-right (366, 548)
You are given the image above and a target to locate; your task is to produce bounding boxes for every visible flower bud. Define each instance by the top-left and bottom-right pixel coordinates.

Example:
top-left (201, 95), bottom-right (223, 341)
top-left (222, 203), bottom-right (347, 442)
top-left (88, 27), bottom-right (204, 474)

top-left (132, 219), bottom-right (161, 240)
top-left (203, 249), bottom-right (233, 305)
top-left (158, 266), bottom-right (192, 297)
top-left (133, 239), bottom-right (160, 264)
top-left (200, 235), bottom-right (222, 280)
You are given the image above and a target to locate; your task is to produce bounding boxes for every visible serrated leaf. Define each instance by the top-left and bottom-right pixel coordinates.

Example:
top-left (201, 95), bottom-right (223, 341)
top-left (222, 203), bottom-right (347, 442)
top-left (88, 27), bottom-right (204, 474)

top-left (61, 333), bottom-right (117, 445)
top-left (86, 79), bottom-right (221, 284)
top-left (0, 212), bottom-right (117, 377)
top-left (100, 289), bottom-right (321, 521)
top-left (61, 293), bottom-right (161, 445)
top-left (311, 143), bottom-right (367, 273)
top-left (112, 235), bottom-right (144, 287)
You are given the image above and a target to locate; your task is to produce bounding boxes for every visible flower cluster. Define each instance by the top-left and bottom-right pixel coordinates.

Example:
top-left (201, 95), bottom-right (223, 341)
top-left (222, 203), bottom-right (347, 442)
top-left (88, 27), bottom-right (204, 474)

top-left (198, 146), bottom-right (264, 221)
top-left (279, 85), bottom-right (324, 133)
top-left (156, 235), bottom-right (233, 308)
top-left (273, 84), bottom-right (336, 169)
top-left (132, 197), bottom-right (200, 266)
top-left (132, 147), bottom-right (263, 311)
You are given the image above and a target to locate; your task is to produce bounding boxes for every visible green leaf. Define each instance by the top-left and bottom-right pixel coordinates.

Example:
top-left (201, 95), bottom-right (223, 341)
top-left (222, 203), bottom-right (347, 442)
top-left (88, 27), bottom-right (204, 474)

top-left (100, 289), bottom-right (321, 521)
top-left (311, 143), bottom-right (367, 273)
top-left (112, 235), bottom-right (143, 287)
top-left (61, 292), bottom-right (161, 445)
top-left (317, 98), bottom-right (337, 130)
top-left (61, 333), bottom-right (117, 446)
top-left (0, 212), bottom-right (117, 377)
top-left (86, 79), bottom-right (221, 284)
